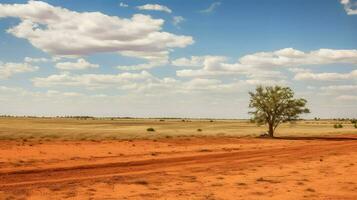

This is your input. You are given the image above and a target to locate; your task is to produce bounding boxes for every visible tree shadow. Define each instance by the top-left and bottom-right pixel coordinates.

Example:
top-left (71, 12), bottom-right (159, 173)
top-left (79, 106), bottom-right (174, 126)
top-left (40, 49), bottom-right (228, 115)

top-left (272, 136), bottom-right (357, 141)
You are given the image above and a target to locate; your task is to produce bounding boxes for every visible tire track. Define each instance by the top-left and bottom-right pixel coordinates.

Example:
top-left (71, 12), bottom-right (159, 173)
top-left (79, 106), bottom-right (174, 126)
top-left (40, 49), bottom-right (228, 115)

top-left (1, 140), bottom-right (356, 189)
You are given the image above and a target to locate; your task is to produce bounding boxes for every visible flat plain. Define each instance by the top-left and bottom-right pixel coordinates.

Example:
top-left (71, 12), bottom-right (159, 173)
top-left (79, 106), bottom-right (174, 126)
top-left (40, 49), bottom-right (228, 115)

top-left (0, 117), bottom-right (356, 199)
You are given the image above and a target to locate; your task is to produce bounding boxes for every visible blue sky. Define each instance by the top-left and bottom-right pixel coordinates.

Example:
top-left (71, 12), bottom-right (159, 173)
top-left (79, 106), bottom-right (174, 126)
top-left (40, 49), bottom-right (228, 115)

top-left (0, 0), bottom-right (356, 118)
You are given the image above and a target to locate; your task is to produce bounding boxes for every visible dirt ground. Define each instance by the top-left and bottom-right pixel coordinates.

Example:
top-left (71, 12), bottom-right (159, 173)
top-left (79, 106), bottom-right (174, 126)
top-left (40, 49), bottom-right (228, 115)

top-left (1, 135), bottom-right (357, 200)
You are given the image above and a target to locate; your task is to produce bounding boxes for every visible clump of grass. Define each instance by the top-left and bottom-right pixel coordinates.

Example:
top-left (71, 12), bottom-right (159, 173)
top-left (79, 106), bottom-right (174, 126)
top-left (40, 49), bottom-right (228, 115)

top-left (256, 177), bottom-right (280, 183)
top-left (333, 124), bottom-right (343, 128)
top-left (146, 127), bottom-right (155, 132)
top-left (198, 149), bottom-right (212, 152)
top-left (236, 182), bottom-right (247, 186)
top-left (133, 180), bottom-right (149, 185)
top-left (197, 128), bottom-right (202, 132)
top-left (305, 188), bottom-right (316, 192)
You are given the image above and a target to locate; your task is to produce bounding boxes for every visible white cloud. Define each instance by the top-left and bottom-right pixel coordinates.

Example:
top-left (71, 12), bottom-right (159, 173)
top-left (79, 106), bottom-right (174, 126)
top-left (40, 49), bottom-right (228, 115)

top-left (24, 57), bottom-right (49, 63)
top-left (288, 68), bottom-right (311, 73)
top-left (321, 84), bottom-right (357, 92)
top-left (0, 1), bottom-right (193, 66)
top-left (175, 48), bottom-right (357, 72)
top-left (176, 69), bottom-right (234, 77)
top-left (173, 16), bottom-right (185, 27)
top-left (174, 48), bottom-right (357, 80)
top-left (172, 56), bottom-right (208, 67)
top-left (31, 69), bottom-right (251, 95)
top-left (200, 2), bottom-right (221, 13)
top-left (294, 70), bottom-right (357, 81)
top-left (32, 71), bottom-right (155, 89)
top-left (55, 58), bottom-right (99, 70)
top-left (116, 51), bottom-right (169, 70)
top-left (174, 55), bottom-right (285, 83)
top-left (340, 0), bottom-right (357, 15)
top-left (137, 4), bottom-right (172, 13)
top-left (174, 48), bottom-right (357, 89)
top-left (238, 48), bottom-right (357, 68)
top-left (119, 2), bottom-right (128, 8)
top-left (244, 79), bottom-right (287, 86)
top-left (0, 62), bottom-right (39, 79)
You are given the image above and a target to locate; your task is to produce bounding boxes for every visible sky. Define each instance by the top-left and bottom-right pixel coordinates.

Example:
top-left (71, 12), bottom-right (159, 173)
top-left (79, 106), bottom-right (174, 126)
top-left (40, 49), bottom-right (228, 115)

top-left (0, 0), bottom-right (356, 118)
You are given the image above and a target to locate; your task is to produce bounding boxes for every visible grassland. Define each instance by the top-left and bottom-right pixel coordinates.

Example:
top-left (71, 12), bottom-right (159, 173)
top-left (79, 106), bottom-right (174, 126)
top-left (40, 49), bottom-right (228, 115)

top-left (0, 117), bottom-right (355, 141)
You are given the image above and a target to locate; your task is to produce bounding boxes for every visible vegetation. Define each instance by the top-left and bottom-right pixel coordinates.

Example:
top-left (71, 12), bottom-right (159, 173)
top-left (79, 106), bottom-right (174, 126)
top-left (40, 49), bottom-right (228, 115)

top-left (249, 85), bottom-right (310, 137)
top-left (333, 124), bottom-right (343, 129)
top-left (0, 117), bottom-right (355, 141)
top-left (147, 127), bottom-right (155, 132)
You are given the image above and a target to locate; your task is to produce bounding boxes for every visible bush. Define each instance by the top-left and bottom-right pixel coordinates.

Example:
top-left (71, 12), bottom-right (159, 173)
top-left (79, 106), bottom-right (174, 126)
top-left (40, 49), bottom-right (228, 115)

top-left (147, 128), bottom-right (155, 132)
top-left (197, 129), bottom-right (202, 132)
top-left (333, 124), bottom-right (343, 129)
top-left (354, 123), bottom-right (357, 128)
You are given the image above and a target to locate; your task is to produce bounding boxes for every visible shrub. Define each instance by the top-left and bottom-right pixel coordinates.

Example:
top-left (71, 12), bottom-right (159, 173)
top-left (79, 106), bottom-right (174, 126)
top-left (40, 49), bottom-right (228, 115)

top-left (197, 129), bottom-right (202, 132)
top-left (146, 128), bottom-right (155, 132)
top-left (354, 123), bottom-right (357, 128)
top-left (333, 124), bottom-right (343, 128)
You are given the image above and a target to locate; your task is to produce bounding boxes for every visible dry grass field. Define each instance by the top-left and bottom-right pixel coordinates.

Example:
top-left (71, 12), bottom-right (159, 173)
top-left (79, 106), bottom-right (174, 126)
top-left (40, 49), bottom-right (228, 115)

top-left (0, 117), bottom-right (356, 199)
top-left (0, 117), bottom-right (356, 140)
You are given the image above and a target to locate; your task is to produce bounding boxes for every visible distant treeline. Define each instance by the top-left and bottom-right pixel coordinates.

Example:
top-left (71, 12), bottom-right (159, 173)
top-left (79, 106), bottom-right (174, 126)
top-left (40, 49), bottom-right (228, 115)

top-left (313, 117), bottom-right (357, 123)
top-left (0, 115), bottom-right (355, 123)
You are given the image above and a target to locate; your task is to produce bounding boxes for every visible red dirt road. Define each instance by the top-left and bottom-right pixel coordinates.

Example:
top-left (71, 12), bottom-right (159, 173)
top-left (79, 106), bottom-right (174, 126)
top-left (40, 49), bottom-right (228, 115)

top-left (1, 136), bottom-right (357, 199)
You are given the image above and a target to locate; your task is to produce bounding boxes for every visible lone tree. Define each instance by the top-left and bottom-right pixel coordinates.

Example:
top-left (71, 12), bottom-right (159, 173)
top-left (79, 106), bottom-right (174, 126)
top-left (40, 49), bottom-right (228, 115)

top-left (249, 85), bottom-right (310, 137)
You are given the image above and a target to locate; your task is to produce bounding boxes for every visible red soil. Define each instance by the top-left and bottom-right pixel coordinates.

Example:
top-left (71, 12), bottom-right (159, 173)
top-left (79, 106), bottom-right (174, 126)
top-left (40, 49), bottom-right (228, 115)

top-left (0, 135), bottom-right (356, 199)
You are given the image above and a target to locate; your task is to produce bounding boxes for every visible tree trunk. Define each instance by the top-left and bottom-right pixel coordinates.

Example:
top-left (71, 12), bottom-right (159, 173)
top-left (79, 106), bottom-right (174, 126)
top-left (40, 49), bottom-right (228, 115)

top-left (268, 123), bottom-right (274, 138)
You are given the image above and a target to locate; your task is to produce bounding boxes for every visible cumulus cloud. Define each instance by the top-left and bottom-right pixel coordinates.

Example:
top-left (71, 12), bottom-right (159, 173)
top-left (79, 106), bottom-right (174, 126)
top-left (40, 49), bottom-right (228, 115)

top-left (0, 1), bottom-right (193, 67)
top-left (24, 57), bottom-right (50, 63)
top-left (174, 54), bottom-right (284, 82)
top-left (31, 70), bottom-right (252, 94)
top-left (174, 48), bottom-right (357, 88)
top-left (200, 2), bottom-right (221, 13)
top-left (117, 51), bottom-right (169, 70)
top-left (340, 0), bottom-right (357, 15)
top-left (237, 48), bottom-right (357, 68)
top-left (55, 58), bottom-right (99, 70)
top-left (174, 48), bottom-right (357, 79)
top-left (321, 84), bottom-right (357, 92)
top-left (137, 4), bottom-right (172, 13)
top-left (294, 70), bottom-right (357, 81)
top-left (32, 71), bottom-right (155, 89)
top-left (0, 62), bottom-right (39, 79)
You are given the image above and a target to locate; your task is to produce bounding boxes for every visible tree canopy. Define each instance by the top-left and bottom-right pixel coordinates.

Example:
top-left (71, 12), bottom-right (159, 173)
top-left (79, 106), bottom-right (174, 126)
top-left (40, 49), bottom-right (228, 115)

top-left (249, 85), bottom-right (310, 137)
